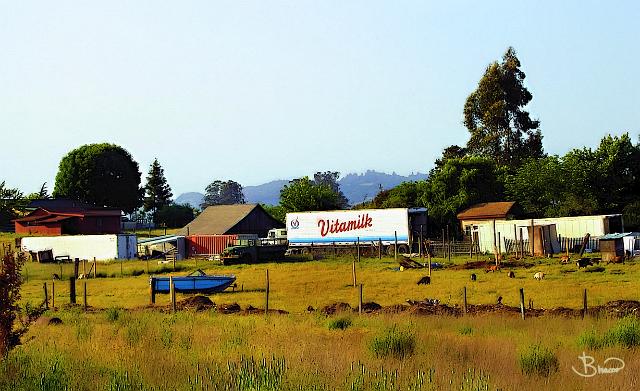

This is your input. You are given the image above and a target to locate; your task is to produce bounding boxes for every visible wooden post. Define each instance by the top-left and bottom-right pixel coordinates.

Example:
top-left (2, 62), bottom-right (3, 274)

top-left (74, 258), bottom-right (79, 278)
top-left (82, 258), bottom-right (86, 277)
top-left (357, 237), bottom-right (360, 263)
top-left (394, 231), bottom-right (398, 261)
top-left (150, 278), bottom-right (156, 304)
top-left (463, 286), bottom-right (467, 315)
top-left (352, 258), bottom-right (357, 288)
top-left (519, 288), bottom-right (525, 320)
top-left (378, 238), bottom-right (382, 260)
top-left (582, 288), bottom-right (587, 319)
top-left (93, 257), bottom-right (97, 278)
top-left (513, 224), bottom-right (518, 258)
top-left (358, 283), bottom-right (363, 315)
top-left (428, 242), bottom-right (432, 277)
top-left (83, 281), bottom-right (87, 311)
top-left (519, 228), bottom-right (524, 258)
top-left (442, 229), bottom-right (445, 259)
top-left (333, 241), bottom-right (337, 258)
top-left (497, 232), bottom-right (502, 264)
top-left (265, 269), bottom-right (270, 315)
top-left (170, 276), bottom-right (176, 313)
top-left (70, 277), bottom-right (76, 304)
top-left (51, 280), bottom-right (55, 309)
top-left (43, 282), bottom-right (49, 310)
top-left (530, 219), bottom-right (535, 256)
top-left (419, 225), bottom-right (423, 257)
top-left (120, 258), bottom-right (123, 276)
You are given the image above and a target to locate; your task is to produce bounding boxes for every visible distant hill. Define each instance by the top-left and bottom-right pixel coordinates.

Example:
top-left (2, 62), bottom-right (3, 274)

top-left (175, 170), bottom-right (427, 209)
top-left (174, 192), bottom-right (205, 209)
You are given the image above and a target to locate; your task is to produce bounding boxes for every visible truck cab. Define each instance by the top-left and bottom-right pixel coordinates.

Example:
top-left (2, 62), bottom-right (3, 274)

top-left (263, 228), bottom-right (287, 245)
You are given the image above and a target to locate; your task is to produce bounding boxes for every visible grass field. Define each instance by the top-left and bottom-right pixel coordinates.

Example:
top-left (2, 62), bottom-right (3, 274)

top-left (2, 233), bottom-right (639, 390)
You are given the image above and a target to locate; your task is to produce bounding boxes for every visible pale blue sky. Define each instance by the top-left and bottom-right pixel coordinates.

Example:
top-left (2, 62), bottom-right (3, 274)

top-left (1, 1), bottom-right (638, 196)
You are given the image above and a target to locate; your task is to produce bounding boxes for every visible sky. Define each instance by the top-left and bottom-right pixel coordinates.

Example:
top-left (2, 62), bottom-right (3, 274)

top-left (1, 1), bottom-right (639, 196)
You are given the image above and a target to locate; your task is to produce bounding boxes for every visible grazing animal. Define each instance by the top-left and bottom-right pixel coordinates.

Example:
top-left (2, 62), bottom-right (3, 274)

top-left (508, 271), bottom-right (515, 278)
top-left (496, 296), bottom-right (503, 305)
top-left (608, 255), bottom-right (625, 264)
top-left (470, 273), bottom-right (477, 281)
top-left (485, 265), bottom-right (501, 273)
top-left (576, 258), bottom-right (594, 268)
top-left (534, 272), bottom-right (545, 280)
top-left (560, 255), bottom-right (570, 264)
top-left (417, 276), bottom-right (431, 285)
top-left (52, 274), bottom-right (60, 280)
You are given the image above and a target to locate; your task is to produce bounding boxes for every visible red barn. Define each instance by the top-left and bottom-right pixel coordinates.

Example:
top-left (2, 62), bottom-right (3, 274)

top-left (14, 203), bottom-right (122, 235)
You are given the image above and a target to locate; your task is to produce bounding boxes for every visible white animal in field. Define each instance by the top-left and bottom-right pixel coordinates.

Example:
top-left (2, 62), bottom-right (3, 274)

top-left (533, 272), bottom-right (545, 280)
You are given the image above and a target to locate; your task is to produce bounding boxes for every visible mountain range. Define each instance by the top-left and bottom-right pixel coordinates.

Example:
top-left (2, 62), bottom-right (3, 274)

top-left (175, 170), bottom-right (427, 209)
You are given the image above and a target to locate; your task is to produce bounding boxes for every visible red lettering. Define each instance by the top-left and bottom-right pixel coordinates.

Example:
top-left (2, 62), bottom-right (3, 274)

top-left (317, 214), bottom-right (373, 237)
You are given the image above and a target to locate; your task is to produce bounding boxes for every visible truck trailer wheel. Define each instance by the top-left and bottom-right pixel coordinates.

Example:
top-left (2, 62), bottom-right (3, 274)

top-left (387, 244), bottom-right (410, 256)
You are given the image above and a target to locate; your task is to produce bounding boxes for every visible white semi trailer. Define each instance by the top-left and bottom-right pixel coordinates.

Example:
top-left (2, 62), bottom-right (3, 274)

top-left (285, 208), bottom-right (427, 255)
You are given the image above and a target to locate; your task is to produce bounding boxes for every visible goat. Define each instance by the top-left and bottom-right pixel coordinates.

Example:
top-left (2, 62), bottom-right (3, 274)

top-left (485, 265), bottom-right (501, 273)
top-left (470, 273), bottom-right (477, 281)
top-left (508, 271), bottom-right (515, 278)
top-left (534, 272), bottom-right (545, 280)
top-left (576, 258), bottom-right (593, 268)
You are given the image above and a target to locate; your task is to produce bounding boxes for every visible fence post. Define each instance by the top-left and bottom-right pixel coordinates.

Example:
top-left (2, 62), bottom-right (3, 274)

top-left (394, 231), bottom-right (398, 261)
top-left (419, 225), bottom-right (423, 257)
top-left (428, 243), bottom-right (432, 277)
top-left (265, 269), bottom-right (270, 315)
top-left (74, 258), bottom-right (79, 278)
top-left (170, 276), bottom-right (176, 313)
top-left (70, 277), bottom-right (76, 304)
top-left (357, 237), bottom-right (360, 263)
top-left (93, 257), bottom-right (97, 278)
top-left (358, 284), bottom-right (363, 315)
top-left (582, 289), bottom-right (587, 319)
top-left (51, 280), bottom-right (55, 309)
top-left (83, 280), bottom-right (87, 311)
top-left (463, 286), bottom-right (467, 315)
top-left (150, 278), bottom-right (156, 304)
top-left (352, 258), bottom-right (357, 288)
top-left (530, 219), bottom-right (535, 256)
top-left (120, 258), bottom-right (123, 277)
top-left (43, 282), bottom-right (49, 310)
top-left (519, 288), bottom-right (525, 320)
top-left (378, 238), bottom-right (382, 260)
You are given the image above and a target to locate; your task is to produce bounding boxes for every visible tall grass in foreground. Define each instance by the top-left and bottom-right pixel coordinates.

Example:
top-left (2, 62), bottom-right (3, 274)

top-left (518, 344), bottom-right (559, 377)
top-left (577, 316), bottom-right (640, 349)
top-left (368, 326), bottom-right (416, 359)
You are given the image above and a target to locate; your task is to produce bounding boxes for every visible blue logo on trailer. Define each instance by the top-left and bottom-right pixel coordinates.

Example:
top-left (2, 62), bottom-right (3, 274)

top-left (290, 218), bottom-right (300, 229)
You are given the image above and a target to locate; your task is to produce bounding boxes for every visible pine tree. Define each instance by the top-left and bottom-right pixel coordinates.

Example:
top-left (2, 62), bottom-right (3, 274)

top-left (143, 159), bottom-right (173, 219)
top-left (463, 47), bottom-right (543, 167)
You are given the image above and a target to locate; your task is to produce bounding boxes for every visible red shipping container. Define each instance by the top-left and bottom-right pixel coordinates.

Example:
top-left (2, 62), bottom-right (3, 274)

top-left (186, 235), bottom-right (237, 257)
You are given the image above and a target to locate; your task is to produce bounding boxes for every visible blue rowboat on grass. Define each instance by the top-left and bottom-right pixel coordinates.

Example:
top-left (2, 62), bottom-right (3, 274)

top-left (150, 269), bottom-right (236, 294)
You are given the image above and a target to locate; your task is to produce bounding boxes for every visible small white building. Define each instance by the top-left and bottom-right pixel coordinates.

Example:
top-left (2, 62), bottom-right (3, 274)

top-left (457, 202), bottom-right (623, 254)
top-left (21, 234), bottom-right (137, 261)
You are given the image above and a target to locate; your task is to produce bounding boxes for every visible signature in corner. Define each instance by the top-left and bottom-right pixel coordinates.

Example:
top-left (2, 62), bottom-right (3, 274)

top-left (572, 352), bottom-right (625, 377)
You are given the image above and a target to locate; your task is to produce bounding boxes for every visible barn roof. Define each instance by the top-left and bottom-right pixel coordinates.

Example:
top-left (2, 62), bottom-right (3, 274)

top-left (178, 204), bottom-right (281, 235)
top-left (457, 202), bottom-right (517, 221)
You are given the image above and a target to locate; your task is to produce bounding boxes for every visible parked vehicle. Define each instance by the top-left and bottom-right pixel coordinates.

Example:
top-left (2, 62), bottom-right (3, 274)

top-left (220, 234), bottom-right (288, 264)
top-left (285, 208), bottom-right (427, 255)
top-left (150, 269), bottom-right (236, 293)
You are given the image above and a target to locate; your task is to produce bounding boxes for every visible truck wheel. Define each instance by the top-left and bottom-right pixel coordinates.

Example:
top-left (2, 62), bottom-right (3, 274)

top-left (397, 244), bottom-right (410, 254)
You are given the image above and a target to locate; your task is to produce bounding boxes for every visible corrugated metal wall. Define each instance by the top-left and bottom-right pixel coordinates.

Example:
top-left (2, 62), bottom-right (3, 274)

top-left (186, 235), bottom-right (238, 256)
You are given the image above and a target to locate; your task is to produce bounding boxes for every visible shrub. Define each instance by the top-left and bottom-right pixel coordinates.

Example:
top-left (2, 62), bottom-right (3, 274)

top-left (459, 325), bottom-right (474, 336)
top-left (105, 308), bottom-right (121, 322)
top-left (328, 317), bottom-right (352, 330)
top-left (369, 327), bottom-right (415, 359)
top-left (518, 344), bottom-right (559, 377)
top-left (604, 316), bottom-right (640, 348)
top-left (577, 317), bottom-right (640, 349)
top-left (0, 252), bottom-right (26, 356)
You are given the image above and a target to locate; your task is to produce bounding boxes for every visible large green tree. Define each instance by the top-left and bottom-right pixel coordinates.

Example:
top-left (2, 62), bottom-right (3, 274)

top-left (279, 176), bottom-right (341, 213)
top-left (53, 143), bottom-right (143, 213)
top-left (313, 171), bottom-right (349, 208)
top-left (0, 182), bottom-right (25, 230)
top-left (420, 156), bottom-right (504, 231)
top-left (201, 180), bottom-right (245, 208)
top-left (464, 47), bottom-right (543, 167)
top-left (143, 158), bottom-right (173, 219)
top-left (155, 204), bottom-right (194, 228)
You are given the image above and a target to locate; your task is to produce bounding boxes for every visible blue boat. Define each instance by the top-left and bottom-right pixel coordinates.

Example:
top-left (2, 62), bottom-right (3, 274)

top-left (151, 269), bottom-right (236, 294)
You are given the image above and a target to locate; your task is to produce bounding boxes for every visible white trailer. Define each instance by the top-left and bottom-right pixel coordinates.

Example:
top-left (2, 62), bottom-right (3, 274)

top-left (286, 208), bottom-right (426, 254)
top-left (21, 234), bottom-right (137, 261)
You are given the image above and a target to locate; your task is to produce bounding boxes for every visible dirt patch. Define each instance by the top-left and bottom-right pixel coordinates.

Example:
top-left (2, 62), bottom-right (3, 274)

top-left (381, 304), bottom-right (410, 313)
top-left (178, 295), bottom-right (214, 311)
top-left (217, 303), bottom-right (242, 314)
top-left (450, 260), bottom-right (535, 270)
top-left (321, 302), bottom-right (352, 315)
top-left (242, 305), bottom-right (289, 315)
top-left (357, 302), bottom-right (382, 313)
top-left (595, 300), bottom-right (640, 318)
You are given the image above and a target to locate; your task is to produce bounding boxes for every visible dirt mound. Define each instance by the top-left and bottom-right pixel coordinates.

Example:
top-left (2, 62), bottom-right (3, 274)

top-left (217, 303), bottom-right (242, 314)
top-left (596, 300), bottom-right (640, 318)
top-left (358, 302), bottom-right (382, 313)
top-left (321, 302), bottom-right (351, 315)
top-left (242, 305), bottom-right (289, 315)
top-left (407, 303), bottom-right (461, 316)
top-left (48, 317), bottom-right (63, 325)
top-left (381, 304), bottom-right (409, 313)
top-left (178, 295), bottom-right (214, 311)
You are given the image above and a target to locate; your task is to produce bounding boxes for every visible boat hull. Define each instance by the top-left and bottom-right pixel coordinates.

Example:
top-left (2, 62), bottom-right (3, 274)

top-left (151, 275), bottom-right (236, 294)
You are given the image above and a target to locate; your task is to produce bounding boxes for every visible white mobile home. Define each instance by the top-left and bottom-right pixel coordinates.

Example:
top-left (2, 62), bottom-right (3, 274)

top-left (21, 234), bottom-right (137, 261)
